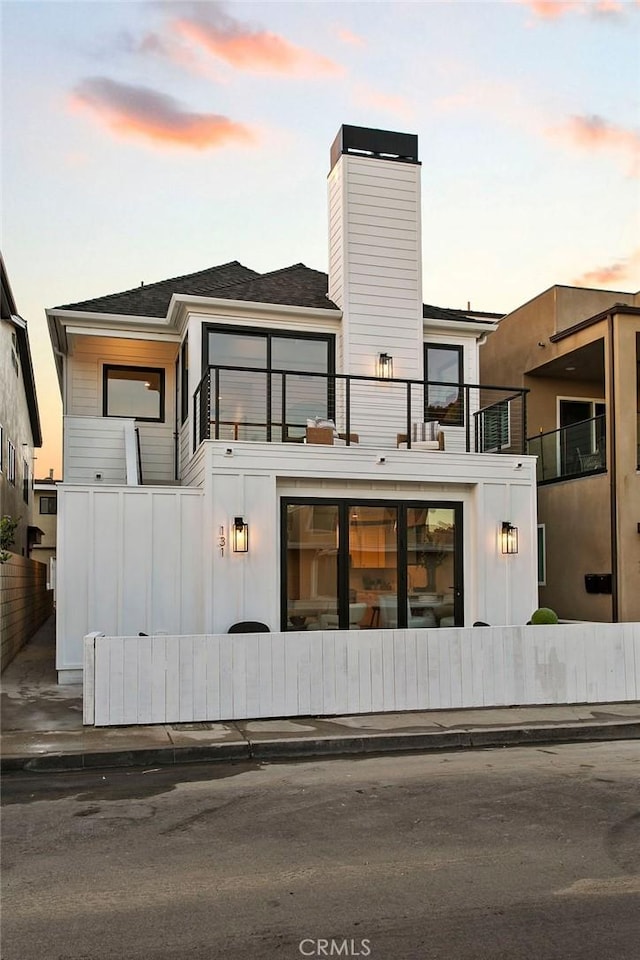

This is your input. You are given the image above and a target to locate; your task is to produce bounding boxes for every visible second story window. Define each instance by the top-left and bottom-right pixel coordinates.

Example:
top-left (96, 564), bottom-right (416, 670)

top-left (103, 366), bottom-right (165, 422)
top-left (23, 459), bottom-right (29, 504)
top-left (40, 496), bottom-right (57, 515)
top-left (180, 339), bottom-right (189, 425)
top-left (7, 442), bottom-right (16, 485)
top-left (424, 344), bottom-right (464, 426)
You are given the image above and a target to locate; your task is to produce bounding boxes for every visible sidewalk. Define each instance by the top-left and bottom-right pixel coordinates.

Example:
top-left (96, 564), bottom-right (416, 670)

top-left (2, 616), bottom-right (640, 773)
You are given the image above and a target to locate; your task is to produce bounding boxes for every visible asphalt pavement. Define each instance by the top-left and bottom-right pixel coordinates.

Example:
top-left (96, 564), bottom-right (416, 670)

top-left (3, 617), bottom-right (640, 773)
top-left (3, 741), bottom-right (640, 960)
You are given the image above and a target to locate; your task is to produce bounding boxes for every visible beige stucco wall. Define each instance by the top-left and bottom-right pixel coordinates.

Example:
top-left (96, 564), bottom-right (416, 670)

top-left (0, 319), bottom-right (36, 556)
top-left (538, 473), bottom-right (612, 621)
top-left (613, 317), bottom-right (640, 621)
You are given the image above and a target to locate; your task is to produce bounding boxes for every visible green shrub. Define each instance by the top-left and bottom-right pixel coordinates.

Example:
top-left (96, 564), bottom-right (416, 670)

top-left (530, 607), bottom-right (559, 625)
top-left (0, 515), bottom-right (19, 564)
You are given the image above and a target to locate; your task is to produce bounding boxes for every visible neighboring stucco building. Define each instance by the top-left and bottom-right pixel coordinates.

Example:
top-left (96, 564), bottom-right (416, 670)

top-left (0, 253), bottom-right (42, 556)
top-left (480, 284), bottom-right (640, 623)
top-left (48, 125), bottom-right (538, 685)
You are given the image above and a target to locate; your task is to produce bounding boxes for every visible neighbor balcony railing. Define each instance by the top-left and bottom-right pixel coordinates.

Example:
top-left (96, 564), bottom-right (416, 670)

top-left (527, 415), bottom-right (606, 484)
top-left (193, 365), bottom-right (529, 454)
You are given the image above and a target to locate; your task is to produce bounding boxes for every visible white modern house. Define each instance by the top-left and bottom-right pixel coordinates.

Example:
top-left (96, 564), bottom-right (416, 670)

top-left (48, 125), bottom-right (542, 707)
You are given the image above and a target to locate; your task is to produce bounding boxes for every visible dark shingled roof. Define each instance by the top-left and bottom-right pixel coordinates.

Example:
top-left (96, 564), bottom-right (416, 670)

top-left (54, 258), bottom-right (499, 321)
top-left (207, 264), bottom-right (338, 311)
top-left (423, 303), bottom-right (502, 323)
top-left (55, 261), bottom-right (261, 317)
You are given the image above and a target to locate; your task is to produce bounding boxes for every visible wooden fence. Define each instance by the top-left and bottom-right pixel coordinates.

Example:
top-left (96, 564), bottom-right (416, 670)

top-left (83, 622), bottom-right (640, 726)
top-left (1, 554), bottom-right (53, 671)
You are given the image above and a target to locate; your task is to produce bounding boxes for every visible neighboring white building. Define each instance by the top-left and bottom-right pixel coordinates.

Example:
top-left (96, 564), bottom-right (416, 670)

top-left (48, 125), bottom-right (538, 686)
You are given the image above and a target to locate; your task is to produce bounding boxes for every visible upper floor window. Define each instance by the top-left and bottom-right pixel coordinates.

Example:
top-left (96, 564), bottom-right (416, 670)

top-left (103, 366), bottom-right (165, 422)
top-left (7, 441), bottom-right (16, 485)
top-left (424, 344), bottom-right (463, 426)
top-left (11, 332), bottom-right (18, 376)
top-left (180, 339), bottom-right (189, 425)
top-left (22, 459), bottom-right (29, 504)
top-left (204, 326), bottom-right (335, 442)
top-left (0, 425), bottom-right (3, 472)
top-left (40, 496), bottom-right (57, 515)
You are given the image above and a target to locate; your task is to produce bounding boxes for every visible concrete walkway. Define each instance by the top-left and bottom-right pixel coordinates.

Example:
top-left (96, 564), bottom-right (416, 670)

top-left (2, 616), bottom-right (640, 772)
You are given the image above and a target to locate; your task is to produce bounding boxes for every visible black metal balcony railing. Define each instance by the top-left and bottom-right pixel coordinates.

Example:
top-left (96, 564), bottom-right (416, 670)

top-left (527, 415), bottom-right (606, 484)
top-left (193, 365), bottom-right (529, 454)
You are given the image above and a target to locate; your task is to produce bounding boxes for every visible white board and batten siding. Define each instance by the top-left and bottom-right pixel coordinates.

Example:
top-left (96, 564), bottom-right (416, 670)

top-left (84, 622), bottom-right (640, 726)
top-left (66, 335), bottom-right (177, 484)
top-left (56, 484), bottom-right (204, 680)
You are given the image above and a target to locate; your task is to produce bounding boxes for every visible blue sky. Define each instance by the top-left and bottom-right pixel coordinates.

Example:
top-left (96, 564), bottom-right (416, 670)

top-left (2, 0), bottom-right (639, 475)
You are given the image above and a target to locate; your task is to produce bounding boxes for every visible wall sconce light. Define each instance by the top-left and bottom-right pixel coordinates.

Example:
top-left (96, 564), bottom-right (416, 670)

top-left (377, 353), bottom-right (393, 379)
top-left (232, 516), bottom-right (249, 553)
top-left (501, 521), bottom-right (518, 555)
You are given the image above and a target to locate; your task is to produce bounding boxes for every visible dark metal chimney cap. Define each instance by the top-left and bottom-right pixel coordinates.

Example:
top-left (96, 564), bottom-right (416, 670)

top-left (330, 125), bottom-right (419, 170)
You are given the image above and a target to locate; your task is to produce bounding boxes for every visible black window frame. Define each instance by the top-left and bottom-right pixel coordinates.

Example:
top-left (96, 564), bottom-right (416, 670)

top-left (39, 495), bottom-right (57, 515)
top-left (281, 497), bottom-right (464, 632)
top-left (7, 441), bottom-right (16, 485)
top-left (22, 459), bottom-right (29, 504)
top-left (102, 365), bottom-right (166, 423)
top-left (424, 343), bottom-right (464, 427)
top-left (180, 338), bottom-right (189, 425)
top-left (202, 324), bottom-right (336, 439)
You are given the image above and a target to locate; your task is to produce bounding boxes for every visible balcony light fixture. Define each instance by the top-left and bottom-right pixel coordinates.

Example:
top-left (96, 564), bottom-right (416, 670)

top-left (501, 521), bottom-right (518, 555)
top-left (232, 516), bottom-right (249, 553)
top-left (377, 353), bottom-right (393, 379)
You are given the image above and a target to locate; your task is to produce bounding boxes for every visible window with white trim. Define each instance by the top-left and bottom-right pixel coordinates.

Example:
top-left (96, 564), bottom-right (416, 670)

top-left (537, 524), bottom-right (546, 586)
top-left (478, 399), bottom-right (510, 452)
top-left (7, 441), bottom-right (16, 485)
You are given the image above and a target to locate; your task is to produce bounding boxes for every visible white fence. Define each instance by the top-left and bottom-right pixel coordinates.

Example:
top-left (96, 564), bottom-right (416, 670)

top-left (84, 623), bottom-right (640, 726)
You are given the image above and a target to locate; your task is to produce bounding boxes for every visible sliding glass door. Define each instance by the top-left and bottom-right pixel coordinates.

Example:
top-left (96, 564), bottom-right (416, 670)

top-left (282, 499), bottom-right (463, 631)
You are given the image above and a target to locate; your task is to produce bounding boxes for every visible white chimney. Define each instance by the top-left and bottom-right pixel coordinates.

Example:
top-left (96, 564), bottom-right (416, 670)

top-left (328, 125), bottom-right (423, 381)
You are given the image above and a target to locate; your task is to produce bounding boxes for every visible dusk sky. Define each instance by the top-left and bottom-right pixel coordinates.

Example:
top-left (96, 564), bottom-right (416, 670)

top-left (2, 0), bottom-right (639, 477)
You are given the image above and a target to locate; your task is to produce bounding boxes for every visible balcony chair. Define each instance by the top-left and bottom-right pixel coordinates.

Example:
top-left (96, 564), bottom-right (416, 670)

top-left (305, 418), bottom-right (359, 446)
top-left (397, 421), bottom-right (445, 451)
top-left (577, 448), bottom-right (603, 472)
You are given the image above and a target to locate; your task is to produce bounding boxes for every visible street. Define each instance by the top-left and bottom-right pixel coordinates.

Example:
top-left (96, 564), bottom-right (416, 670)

top-left (2, 741), bottom-right (639, 960)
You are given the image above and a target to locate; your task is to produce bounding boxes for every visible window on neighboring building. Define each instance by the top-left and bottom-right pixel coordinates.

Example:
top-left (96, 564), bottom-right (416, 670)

top-left (39, 496), bottom-right (57, 515)
top-left (477, 399), bottom-right (510, 452)
top-left (11, 332), bottom-right (18, 376)
top-left (103, 366), bottom-right (165, 422)
top-left (7, 442), bottom-right (16, 484)
top-left (537, 524), bottom-right (546, 586)
top-left (424, 344), bottom-right (464, 425)
top-left (23, 459), bottom-right (29, 504)
top-left (0, 425), bottom-right (3, 472)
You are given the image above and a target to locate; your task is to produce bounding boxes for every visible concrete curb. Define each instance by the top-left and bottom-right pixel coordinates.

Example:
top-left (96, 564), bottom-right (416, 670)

top-left (3, 720), bottom-right (639, 774)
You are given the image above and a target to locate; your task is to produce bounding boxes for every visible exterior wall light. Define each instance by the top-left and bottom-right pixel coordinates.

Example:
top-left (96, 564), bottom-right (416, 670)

top-left (232, 516), bottom-right (249, 553)
top-left (501, 521), bottom-right (518, 555)
top-left (377, 353), bottom-right (394, 379)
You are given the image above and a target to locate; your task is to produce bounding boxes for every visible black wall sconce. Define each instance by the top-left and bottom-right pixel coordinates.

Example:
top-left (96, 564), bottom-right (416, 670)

top-left (377, 353), bottom-right (394, 379)
top-left (501, 521), bottom-right (518, 555)
top-left (232, 516), bottom-right (249, 553)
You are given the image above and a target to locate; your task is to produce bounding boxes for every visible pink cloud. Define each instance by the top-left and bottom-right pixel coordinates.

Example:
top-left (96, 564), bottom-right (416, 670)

top-left (353, 83), bottom-right (414, 121)
top-left (69, 77), bottom-right (256, 150)
top-left (572, 247), bottom-right (640, 286)
top-left (519, 0), bottom-right (627, 19)
top-left (549, 114), bottom-right (640, 174)
top-left (335, 26), bottom-right (366, 47)
top-left (171, 6), bottom-right (343, 77)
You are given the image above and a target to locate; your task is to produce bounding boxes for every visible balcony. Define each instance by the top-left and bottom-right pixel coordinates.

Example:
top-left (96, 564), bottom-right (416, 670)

top-left (193, 365), bottom-right (529, 454)
top-left (527, 415), bottom-right (606, 484)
